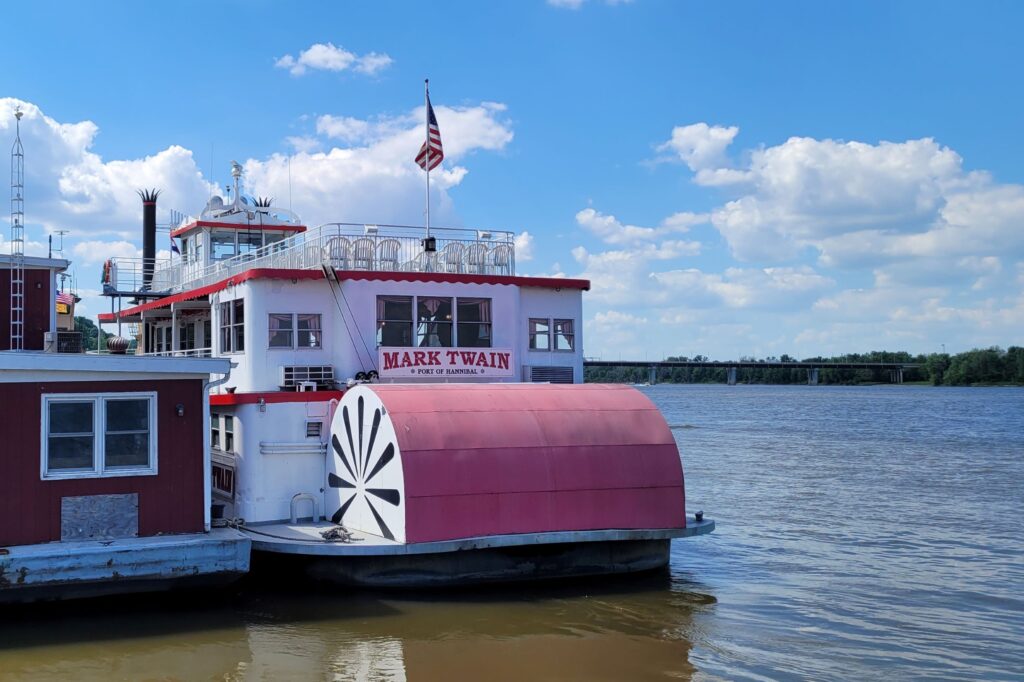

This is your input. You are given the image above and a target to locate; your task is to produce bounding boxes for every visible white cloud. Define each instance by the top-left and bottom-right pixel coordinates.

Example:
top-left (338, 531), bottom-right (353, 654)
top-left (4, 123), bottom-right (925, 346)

top-left (658, 123), bottom-right (740, 172)
top-left (275, 43), bottom-right (393, 77)
top-left (654, 266), bottom-right (834, 309)
top-left (547, 0), bottom-right (634, 8)
top-left (72, 240), bottom-right (139, 265)
top-left (244, 103), bottom-right (513, 227)
top-left (575, 207), bottom-right (707, 246)
top-left (514, 231), bottom-right (535, 261)
top-left (0, 98), bottom-right (215, 240)
top-left (660, 123), bottom-right (1024, 271)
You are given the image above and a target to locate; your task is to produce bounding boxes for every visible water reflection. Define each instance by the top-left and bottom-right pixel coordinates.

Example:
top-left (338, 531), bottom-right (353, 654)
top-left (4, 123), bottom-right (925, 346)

top-left (0, 572), bottom-right (717, 681)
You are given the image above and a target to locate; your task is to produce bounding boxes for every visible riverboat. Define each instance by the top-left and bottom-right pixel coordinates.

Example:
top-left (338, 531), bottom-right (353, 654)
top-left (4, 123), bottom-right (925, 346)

top-left (93, 165), bottom-right (713, 586)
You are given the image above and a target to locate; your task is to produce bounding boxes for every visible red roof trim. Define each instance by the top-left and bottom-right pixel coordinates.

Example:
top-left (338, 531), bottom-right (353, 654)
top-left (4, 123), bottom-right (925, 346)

top-left (99, 268), bottom-right (590, 322)
top-left (171, 220), bottom-right (307, 238)
top-left (211, 390), bottom-right (344, 406)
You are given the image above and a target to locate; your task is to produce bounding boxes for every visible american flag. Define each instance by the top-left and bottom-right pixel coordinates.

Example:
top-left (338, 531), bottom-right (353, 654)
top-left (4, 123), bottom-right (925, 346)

top-left (56, 291), bottom-right (75, 305)
top-left (415, 93), bottom-right (444, 171)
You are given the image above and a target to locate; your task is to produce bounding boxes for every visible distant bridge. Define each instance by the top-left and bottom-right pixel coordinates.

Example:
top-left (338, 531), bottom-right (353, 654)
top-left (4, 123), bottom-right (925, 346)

top-left (583, 360), bottom-right (921, 385)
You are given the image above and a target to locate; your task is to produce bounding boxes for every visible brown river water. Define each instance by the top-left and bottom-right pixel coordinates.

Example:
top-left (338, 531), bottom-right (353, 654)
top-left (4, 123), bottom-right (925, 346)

top-left (0, 385), bottom-right (1021, 681)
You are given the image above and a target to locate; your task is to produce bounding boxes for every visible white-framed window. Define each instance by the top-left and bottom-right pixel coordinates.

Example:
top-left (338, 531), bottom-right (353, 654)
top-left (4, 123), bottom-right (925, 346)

top-left (529, 318), bottom-right (551, 351)
top-left (219, 299), bottom-right (244, 353)
top-left (554, 319), bottom-right (575, 351)
top-left (456, 298), bottom-right (492, 348)
top-left (223, 415), bottom-right (235, 453)
top-left (269, 313), bottom-right (322, 349)
top-left (211, 410), bottom-right (221, 449)
top-left (529, 318), bottom-right (576, 352)
top-left (377, 296), bottom-right (414, 347)
top-left (376, 295), bottom-right (491, 348)
top-left (41, 393), bottom-right (158, 480)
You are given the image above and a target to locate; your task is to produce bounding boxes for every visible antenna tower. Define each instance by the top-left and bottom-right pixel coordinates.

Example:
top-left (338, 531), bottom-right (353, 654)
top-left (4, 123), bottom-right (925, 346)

top-left (9, 108), bottom-right (25, 351)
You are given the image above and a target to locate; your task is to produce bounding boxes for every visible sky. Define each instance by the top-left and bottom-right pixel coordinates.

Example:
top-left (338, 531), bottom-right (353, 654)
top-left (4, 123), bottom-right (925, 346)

top-left (1, 0), bottom-right (1023, 360)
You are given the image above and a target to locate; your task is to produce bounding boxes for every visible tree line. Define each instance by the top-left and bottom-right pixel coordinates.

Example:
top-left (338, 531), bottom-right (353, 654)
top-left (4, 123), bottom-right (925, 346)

top-left (584, 348), bottom-right (1024, 386)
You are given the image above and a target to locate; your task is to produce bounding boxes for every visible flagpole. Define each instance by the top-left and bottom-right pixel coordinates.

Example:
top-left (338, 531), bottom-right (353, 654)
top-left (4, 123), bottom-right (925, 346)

top-left (424, 78), bottom-right (431, 240)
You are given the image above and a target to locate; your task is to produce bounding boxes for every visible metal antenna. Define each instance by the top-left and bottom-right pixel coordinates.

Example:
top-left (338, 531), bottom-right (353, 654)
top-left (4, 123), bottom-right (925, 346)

top-left (10, 107), bottom-right (25, 351)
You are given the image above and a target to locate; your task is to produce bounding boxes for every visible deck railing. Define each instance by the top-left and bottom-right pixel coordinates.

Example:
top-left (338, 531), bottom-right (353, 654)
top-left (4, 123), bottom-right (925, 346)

top-left (109, 223), bottom-right (516, 296)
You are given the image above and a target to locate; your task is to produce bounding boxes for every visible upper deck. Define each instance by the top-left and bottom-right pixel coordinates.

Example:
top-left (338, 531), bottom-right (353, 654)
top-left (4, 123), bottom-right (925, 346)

top-left (107, 222), bottom-right (517, 296)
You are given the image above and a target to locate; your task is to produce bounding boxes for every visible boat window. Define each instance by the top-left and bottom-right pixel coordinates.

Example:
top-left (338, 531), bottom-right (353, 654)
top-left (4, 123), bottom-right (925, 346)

top-left (529, 318), bottom-right (551, 351)
top-left (211, 412), bottom-right (221, 450)
top-left (238, 232), bottom-right (262, 258)
top-left (219, 300), bottom-right (245, 353)
top-left (297, 314), bottom-right (322, 348)
top-left (265, 232), bottom-right (288, 251)
top-left (377, 296), bottom-right (414, 347)
top-left (223, 415), bottom-right (235, 453)
top-left (269, 313), bottom-right (294, 348)
top-left (554, 319), bottom-right (575, 351)
top-left (211, 231), bottom-right (237, 261)
top-left (417, 297), bottom-right (453, 347)
top-left (456, 298), bottom-right (492, 348)
top-left (42, 393), bottom-right (158, 479)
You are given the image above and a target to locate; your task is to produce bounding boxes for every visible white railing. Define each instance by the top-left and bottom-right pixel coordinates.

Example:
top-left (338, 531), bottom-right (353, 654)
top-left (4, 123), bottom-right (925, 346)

top-left (113, 223), bottom-right (517, 296)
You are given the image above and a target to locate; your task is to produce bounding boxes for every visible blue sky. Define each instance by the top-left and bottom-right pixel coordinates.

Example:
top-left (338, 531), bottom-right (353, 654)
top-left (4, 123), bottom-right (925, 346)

top-left (2, 0), bottom-right (1023, 359)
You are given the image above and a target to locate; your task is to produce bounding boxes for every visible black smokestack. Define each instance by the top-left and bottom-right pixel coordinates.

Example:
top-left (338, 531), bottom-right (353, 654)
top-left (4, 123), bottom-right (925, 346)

top-left (138, 189), bottom-right (160, 290)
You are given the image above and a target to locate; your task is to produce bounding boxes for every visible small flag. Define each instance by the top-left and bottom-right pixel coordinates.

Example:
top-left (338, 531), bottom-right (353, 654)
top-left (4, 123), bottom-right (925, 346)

top-left (415, 94), bottom-right (444, 171)
top-left (170, 235), bottom-right (181, 255)
top-left (56, 291), bottom-right (75, 305)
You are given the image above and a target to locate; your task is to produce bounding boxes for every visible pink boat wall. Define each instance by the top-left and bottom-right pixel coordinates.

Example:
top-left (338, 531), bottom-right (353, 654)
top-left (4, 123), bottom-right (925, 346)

top-left (370, 383), bottom-right (686, 544)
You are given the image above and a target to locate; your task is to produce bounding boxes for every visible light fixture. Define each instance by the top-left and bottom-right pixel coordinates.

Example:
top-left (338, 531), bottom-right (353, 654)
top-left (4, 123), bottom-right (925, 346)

top-left (364, 224), bottom-right (379, 235)
top-left (477, 230), bottom-right (492, 240)
top-left (176, 404), bottom-right (185, 417)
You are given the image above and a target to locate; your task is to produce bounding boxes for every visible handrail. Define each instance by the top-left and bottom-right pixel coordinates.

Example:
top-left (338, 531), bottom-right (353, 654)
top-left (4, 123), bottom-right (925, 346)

top-left (119, 221), bottom-right (519, 295)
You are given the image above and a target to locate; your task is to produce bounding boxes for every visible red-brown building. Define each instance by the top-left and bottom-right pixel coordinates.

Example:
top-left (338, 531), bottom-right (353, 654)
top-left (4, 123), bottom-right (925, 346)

top-left (0, 353), bottom-right (249, 602)
top-left (0, 255), bottom-right (69, 352)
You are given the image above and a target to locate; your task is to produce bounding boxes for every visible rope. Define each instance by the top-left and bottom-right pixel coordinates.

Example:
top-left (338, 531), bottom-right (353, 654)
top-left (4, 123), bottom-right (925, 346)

top-left (227, 518), bottom-right (363, 544)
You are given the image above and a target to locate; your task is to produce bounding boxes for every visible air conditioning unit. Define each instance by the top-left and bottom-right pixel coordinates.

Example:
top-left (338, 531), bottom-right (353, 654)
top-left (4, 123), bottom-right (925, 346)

top-left (522, 365), bottom-right (574, 384)
top-left (279, 365), bottom-right (335, 390)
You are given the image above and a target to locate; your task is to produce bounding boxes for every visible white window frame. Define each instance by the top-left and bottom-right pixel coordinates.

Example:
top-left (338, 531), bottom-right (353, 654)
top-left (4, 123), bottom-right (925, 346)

top-left (553, 318), bottom-right (576, 352)
top-left (376, 295), bottom-right (493, 348)
top-left (268, 313), bottom-right (323, 350)
top-left (40, 392), bottom-right (159, 481)
top-left (219, 299), bottom-right (245, 354)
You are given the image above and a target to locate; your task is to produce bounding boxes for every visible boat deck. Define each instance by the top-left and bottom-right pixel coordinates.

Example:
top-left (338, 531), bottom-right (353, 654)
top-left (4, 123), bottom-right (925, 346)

top-left (241, 517), bottom-right (715, 556)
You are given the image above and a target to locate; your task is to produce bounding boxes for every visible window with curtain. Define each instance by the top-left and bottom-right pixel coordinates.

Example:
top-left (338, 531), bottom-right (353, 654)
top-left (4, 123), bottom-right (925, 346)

top-left (269, 313), bottom-right (293, 348)
top-left (377, 296), bottom-right (414, 347)
top-left (529, 318), bottom-right (551, 350)
top-left (417, 297), bottom-right (453, 347)
top-left (554, 319), bottom-right (575, 351)
top-left (297, 314), bottom-right (322, 347)
top-left (457, 298), bottom-right (492, 348)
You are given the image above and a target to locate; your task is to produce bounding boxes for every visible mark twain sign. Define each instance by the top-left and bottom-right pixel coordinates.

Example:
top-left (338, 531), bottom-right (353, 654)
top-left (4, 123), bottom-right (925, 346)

top-left (378, 347), bottom-right (515, 378)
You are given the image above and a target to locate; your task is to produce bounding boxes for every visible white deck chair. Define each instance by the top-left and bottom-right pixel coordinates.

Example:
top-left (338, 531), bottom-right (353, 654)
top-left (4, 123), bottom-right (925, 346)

top-left (439, 242), bottom-right (464, 274)
top-left (322, 237), bottom-right (351, 269)
top-left (353, 237), bottom-right (375, 270)
top-left (377, 239), bottom-right (402, 271)
top-left (465, 242), bottom-right (489, 275)
top-left (491, 244), bottom-right (513, 275)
